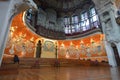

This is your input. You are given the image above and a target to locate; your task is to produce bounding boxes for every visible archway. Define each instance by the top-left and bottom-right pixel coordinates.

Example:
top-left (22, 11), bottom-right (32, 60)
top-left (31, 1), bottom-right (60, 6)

top-left (0, 0), bottom-right (37, 66)
top-left (111, 43), bottom-right (120, 66)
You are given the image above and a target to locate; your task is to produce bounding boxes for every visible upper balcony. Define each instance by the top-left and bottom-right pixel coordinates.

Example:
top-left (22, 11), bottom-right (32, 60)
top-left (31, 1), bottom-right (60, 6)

top-left (23, 1), bottom-right (102, 40)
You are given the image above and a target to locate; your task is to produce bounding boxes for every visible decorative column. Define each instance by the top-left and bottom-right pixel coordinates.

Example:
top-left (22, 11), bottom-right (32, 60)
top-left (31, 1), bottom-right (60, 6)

top-left (55, 42), bottom-right (58, 59)
top-left (104, 41), bottom-right (117, 67)
top-left (100, 21), bottom-right (116, 66)
top-left (99, 15), bottom-right (106, 34)
top-left (99, 15), bottom-right (117, 66)
top-left (109, 9), bottom-right (119, 33)
top-left (108, 8), bottom-right (120, 47)
top-left (96, 1), bottom-right (119, 67)
top-left (35, 40), bottom-right (42, 58)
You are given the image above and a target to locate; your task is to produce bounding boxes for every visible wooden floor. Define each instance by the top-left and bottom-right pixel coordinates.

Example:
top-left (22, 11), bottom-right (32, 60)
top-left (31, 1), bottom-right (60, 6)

top-left (0, 58), bottom-right (119, 80)
top-left (0, 66), bottom-right (120, 80)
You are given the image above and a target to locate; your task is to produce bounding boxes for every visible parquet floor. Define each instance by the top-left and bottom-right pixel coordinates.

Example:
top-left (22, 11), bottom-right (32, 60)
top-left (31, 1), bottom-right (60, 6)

top-left (0, 66), bottom-right (120, 80)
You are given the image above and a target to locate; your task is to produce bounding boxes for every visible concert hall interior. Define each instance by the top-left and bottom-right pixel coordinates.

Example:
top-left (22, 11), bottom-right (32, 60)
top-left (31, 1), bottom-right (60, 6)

top-left (0, 0), bottom-right (120, 80)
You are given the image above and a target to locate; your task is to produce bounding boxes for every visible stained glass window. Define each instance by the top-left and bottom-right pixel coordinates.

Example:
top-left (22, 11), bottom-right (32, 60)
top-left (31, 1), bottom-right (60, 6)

top-left (71, 15), bottom-right (80, 33)
top-left (72, 15), bottom-right (78, 24)
top-left (64, 17), bottom-right (71, 34)
top-left (64, 7), bottom-right (100, 34)
top-left (90, 8), bottom-right (99, 28)
top-left (80, 12), bottom-right (90, 31)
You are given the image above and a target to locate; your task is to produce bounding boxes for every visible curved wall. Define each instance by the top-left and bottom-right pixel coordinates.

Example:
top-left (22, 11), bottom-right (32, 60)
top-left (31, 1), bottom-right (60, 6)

top-left (4, 13), bottom-right (108, 62)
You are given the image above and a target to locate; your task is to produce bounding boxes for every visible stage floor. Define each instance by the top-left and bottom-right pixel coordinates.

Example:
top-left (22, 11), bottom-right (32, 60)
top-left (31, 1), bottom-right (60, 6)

top-left (0, 66), bottom-right (120, 80)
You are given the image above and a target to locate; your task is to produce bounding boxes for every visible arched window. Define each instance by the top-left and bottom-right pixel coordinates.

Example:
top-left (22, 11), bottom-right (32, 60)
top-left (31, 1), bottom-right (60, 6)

top-left (89, 8), bottom-right (99, 28)
top-left (26, 9), bottom-right (33, 23)
top-left (71, 15), bottom-right (80, 33)
top-left (72, 15), bottom-right (78, 24)
top-left (64, 7), bottom-right (100, 34)
top-left (64, 17), bottom-right (71, 34)
top-left (80, 12), bottom-right (90, 31)
top-left (26, 9), bottom-right (32, 20)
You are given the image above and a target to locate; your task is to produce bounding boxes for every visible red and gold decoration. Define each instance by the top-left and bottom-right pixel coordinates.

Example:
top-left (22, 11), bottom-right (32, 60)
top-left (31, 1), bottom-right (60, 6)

top-left (4, 13), bottom-right (40, 57)
top-left (57, 34), bottom-right (107, 62)
top-left (4, 13), bottom-right (108, 62)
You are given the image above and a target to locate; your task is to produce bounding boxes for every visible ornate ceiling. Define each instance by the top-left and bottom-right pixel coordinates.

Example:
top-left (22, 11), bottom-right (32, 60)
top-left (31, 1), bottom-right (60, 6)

top-left (34, 0), bottom-right (93, 12)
